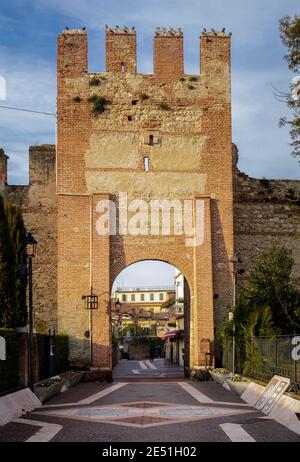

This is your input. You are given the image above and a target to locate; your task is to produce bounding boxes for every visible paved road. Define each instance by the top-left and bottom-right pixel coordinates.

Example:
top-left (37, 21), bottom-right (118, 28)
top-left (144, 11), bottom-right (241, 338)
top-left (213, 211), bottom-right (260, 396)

top-left (113, 358), bottom-right (184, 380)
top-left (0, 362), bottom-right (299, 442)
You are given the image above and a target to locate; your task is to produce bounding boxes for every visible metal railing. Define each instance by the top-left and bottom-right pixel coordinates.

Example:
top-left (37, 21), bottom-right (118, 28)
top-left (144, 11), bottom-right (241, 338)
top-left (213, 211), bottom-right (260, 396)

top-left (222, 335), bottom-right (300, 392)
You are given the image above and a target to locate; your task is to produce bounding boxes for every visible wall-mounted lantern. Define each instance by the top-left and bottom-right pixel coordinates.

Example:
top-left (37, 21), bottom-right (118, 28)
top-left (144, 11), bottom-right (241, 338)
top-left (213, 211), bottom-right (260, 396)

top-left (82, 288), bottom-right (99, 310)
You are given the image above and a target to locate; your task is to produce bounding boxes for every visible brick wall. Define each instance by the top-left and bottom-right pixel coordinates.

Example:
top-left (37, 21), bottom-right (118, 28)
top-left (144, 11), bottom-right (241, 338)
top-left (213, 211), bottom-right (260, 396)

top-left (56, 27), bottom-right (233, 369)
top-left (233, 145), bottom-right (300, 288)
top-left (0, 145), bottom-right (57, 333)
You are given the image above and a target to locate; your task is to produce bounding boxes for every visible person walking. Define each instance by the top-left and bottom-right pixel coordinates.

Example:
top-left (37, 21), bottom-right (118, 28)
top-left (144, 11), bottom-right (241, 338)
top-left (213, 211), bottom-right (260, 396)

top-left (149, 343), bottom-right (156, 362)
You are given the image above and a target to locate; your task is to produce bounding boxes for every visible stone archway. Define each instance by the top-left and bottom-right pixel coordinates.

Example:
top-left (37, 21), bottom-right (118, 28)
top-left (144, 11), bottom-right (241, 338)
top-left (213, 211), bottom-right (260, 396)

top-left (109, 259), bottom-right (192, 374)
top-left (89, 195), bottom-right (216, 372)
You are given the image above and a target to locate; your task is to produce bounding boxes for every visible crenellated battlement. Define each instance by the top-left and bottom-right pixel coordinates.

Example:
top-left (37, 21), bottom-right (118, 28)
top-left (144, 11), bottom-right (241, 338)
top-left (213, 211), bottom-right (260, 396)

top-left (0, 145), bottom-right (56, 189)
top-left (58, 25), bottom-right (231, 82)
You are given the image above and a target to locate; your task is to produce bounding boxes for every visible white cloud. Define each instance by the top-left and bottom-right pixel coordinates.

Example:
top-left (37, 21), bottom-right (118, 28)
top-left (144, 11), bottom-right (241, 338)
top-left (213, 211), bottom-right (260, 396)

top-left (1, 0), bottom-right (299, 184)
top-left (232, 66), bottom-right (299, 178)
top-left (0, 46), bottom-right (56, 184)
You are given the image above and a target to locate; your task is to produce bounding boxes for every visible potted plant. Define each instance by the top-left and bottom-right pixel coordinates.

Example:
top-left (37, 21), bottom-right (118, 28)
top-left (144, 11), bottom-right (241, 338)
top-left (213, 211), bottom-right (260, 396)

top-left (226, 374), bottom-right (251, 396)
top-left (60, 370), bottom-right (84, 388)
top-left (33, 376), bottom-right (63, 403)
top-left (209, 368), bottom-right (232, 385)
top-left (190, 369), bottom-right (211, 382)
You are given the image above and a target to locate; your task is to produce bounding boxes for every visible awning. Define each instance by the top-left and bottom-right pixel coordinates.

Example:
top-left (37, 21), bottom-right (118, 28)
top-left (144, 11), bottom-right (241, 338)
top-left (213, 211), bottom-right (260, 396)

top-left (161, 329), bottom-right (184, 340)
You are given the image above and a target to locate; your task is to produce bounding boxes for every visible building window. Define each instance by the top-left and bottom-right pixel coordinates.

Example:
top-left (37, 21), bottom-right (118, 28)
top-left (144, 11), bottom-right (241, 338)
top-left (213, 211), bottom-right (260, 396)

top-left (144, 156), bottom-right (149, 172)
top-left (131, 294), bottom-right (135, 301)
top-left (149, 134), bottom-right (154, 146)
top-left (150, 293), bottom-right (154, 301)
top-left (140, 293), bottom-right (145, 301)
top-left (121, 62), bottom-right (125, 73)
top-left (122, 294), bottom-right (127, 302)
top-left (159, 293), bottom-right (164, 301)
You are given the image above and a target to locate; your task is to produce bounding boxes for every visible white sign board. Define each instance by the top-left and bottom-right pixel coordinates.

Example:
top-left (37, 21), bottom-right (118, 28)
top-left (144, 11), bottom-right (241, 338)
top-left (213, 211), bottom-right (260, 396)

top-left (255, 375), bottom-right (290, 415)
top-left (0, 336), bottom-right (6, 360)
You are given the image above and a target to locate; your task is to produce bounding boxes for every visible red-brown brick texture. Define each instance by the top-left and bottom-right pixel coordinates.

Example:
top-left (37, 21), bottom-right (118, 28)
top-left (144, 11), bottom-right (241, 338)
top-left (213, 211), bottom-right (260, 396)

top-left (56, 27), bottom-right (234, 370)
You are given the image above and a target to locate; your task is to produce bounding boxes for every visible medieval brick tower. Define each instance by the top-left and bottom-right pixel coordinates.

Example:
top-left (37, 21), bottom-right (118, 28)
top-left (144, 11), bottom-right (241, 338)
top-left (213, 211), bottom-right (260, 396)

top-left (57, 26), bottom-right (233, 370)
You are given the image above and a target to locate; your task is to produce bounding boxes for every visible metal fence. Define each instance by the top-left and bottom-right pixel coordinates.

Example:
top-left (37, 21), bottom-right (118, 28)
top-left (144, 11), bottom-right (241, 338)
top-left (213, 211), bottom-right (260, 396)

top-left (223, 335), bottom-right (300, 392)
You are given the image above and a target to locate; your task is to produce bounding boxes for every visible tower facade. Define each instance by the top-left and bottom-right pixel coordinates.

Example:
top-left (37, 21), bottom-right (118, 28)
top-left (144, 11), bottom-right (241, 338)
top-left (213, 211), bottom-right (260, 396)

top-left (56, 26), bottom-right (233, 369)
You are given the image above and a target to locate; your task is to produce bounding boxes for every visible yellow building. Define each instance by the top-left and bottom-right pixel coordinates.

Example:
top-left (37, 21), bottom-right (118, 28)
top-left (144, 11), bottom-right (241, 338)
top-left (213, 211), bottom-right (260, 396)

top-left (112, 286), bottom-right (176, 337)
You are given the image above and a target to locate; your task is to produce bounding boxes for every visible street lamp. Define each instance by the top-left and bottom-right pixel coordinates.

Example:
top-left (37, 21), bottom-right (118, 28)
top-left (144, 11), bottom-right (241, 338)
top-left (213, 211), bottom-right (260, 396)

top-left (25, 232), bottom-right (38, 390)
top-left (229, 254), bottom-right (241, 375)
top-left (114, 299), bottom-right (122, 339)
top-left (115, 298), bottom-right (121, 313)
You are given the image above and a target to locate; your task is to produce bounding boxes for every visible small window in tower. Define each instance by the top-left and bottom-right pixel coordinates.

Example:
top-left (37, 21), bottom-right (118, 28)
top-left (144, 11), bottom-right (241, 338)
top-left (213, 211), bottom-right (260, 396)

top-left (128, 115), bottom-right (132, 121)
top-left (132, 100), bottom-right (138, 105)
top-left (149, 135), bottom-right (154, 146)
top-left (143, 156), bottom-right (149, 172)
top-left (121, 62), bottom-right (125, 73)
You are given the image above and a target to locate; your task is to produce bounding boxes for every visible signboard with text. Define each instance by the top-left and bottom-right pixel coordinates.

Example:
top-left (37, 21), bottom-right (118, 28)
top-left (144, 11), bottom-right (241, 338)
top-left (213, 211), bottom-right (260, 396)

top-left (255, 375), bottom-right (290, 415)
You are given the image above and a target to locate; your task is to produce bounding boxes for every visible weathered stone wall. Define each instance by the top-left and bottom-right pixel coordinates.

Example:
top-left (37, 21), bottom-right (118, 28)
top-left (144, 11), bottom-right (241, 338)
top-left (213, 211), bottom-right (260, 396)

top-left (233, 145), bottom-right (300, 288)
top-left (0, 145), bottom-right (57, 332)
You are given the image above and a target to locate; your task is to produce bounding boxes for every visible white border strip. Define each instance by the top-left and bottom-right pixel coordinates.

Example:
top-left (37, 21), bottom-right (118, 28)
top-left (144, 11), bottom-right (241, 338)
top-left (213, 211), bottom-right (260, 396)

top-left (43, 382), bottom-right (128, 408)
top-left (139, 361), bottom-right (148, 370)
top-left (145, 361), bottom-right (157, 370)
top-left (178, 382), bottom-right (214, 403)
top-left (14, 418), bottom-right (62, 442)
top-left (220, 423), bottom-right (255, 442)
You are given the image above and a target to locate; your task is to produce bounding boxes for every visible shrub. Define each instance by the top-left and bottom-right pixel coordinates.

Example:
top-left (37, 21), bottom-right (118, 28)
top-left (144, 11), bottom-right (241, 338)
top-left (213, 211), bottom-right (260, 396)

top-left (242, 339), bottom-right (267, 378)
top-left (0, 329), bottom-right (20, 393)
top-left (88, 95), bottom-right (109, 114)
top-left (188, 84), bottom-right (195, 90)
top-left (73, 96), bottom-right (81, 102)
top-left (229, 374), bottom-right (249, 382)
top-left (140, 93), bottom-right (149, 100)
top-left (89, 76), bottom-right (101, 86)
top-left (179, 77), bottom-right (185, 82)
top-left (189, 76), bottom-right (198, 82)
top-left (191, 369), bottom-right (211, 381)
top-left (211, 368), bottom-right (229, 374)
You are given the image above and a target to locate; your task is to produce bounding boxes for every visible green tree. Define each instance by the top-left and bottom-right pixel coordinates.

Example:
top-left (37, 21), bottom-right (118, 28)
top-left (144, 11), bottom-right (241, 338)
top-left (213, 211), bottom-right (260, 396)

top-left (221, 247), bottom-right (299, 343)
top-left (0, 197), bottom-right (27, 327)
top-left (279, 15), bottom-right (300, 159)
top-left (0, 196), bottom-right (16, 327)
top-left (247, 246), bottom-right (300, 331)
top-left (5, 203), bottom-right (27, 326)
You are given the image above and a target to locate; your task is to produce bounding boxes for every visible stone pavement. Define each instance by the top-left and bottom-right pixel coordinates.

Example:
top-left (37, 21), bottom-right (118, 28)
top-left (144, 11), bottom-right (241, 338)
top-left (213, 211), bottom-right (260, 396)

top-left (0, 361), bottom-right (300, 442)
top-left (113, 358), bottom-right (184, 380)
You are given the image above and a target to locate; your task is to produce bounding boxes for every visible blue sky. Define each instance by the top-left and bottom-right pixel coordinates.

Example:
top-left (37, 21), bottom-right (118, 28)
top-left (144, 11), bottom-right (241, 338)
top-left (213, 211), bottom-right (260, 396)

top-left (0, 1), bottom-right (299, 286)
top-left (0, 0), bottom-right (299, 185)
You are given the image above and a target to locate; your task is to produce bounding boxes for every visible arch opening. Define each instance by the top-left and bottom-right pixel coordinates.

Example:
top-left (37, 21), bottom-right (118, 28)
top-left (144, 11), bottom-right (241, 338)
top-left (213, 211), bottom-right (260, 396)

top-left (110, 260), bottom-right (191, 377)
